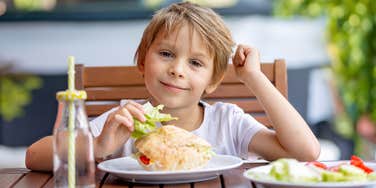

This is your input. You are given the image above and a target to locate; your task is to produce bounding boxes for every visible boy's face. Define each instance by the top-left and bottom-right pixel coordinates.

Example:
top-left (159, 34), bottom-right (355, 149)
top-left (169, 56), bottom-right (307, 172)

top-left (140, 25), bottom-right (216, 108)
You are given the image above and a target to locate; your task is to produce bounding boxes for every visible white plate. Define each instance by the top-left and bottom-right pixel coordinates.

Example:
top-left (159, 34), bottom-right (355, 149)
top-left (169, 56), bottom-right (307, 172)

top-left (244, 161), bottom-right (376, 188)
top-left (98, 154), bottom-right (243, 184)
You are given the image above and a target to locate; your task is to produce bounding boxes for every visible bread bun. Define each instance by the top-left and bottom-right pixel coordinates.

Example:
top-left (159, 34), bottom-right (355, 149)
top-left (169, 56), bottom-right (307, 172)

top-left (135, 125), bottom-right (213, 171)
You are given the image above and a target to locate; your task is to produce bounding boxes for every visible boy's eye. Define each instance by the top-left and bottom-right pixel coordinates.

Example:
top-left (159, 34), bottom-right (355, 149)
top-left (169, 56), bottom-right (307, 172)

top-left (190, 59), bottom-right (202, 67)
top-left (159, 51), bottom-right (173, 58)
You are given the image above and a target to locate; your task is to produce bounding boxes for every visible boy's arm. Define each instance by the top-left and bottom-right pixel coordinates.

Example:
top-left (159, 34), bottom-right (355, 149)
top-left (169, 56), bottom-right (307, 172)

top-left (25, 136), bottom-right (53, 171)
top-left (246, 71), bottom-right (320, 161)
top-left (232, 45), bottom-right (320, 161)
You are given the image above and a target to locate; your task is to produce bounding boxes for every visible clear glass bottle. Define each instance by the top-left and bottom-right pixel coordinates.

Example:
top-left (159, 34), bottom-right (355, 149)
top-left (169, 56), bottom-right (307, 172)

top-left (53, 97), bottom-right (95, 188)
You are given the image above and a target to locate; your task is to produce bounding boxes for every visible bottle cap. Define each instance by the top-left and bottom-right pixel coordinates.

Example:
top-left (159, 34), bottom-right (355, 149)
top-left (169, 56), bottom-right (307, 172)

top-left (56, 90), bottom-right (87, 101)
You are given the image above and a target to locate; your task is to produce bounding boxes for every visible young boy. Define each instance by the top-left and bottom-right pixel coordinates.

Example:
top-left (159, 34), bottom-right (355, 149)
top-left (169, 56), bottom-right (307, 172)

top-left (26, 2), bottom-right (320, 171)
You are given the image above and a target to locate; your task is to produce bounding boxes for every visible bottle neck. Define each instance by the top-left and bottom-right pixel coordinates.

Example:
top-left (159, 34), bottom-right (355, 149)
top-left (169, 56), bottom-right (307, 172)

top-left (55, 99), bottom-right (89, 130)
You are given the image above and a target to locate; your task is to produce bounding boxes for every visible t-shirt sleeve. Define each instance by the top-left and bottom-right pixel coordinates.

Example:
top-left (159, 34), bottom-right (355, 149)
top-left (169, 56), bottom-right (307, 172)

top-left (230, 105), bottom-right (267, 159)
top-left (89, 107), bottom-right (118, 137)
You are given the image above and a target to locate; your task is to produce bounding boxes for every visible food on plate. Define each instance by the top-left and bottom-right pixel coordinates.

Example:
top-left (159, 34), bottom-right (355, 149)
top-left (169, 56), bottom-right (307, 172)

top-left (247, 155), bottom-right (376, 183)
top-left (131, 102), bottom-right (178, 139)
top-left (131, 102), bottom-right (214, 171)
top-left (134, 125), bottom-right (213, 171)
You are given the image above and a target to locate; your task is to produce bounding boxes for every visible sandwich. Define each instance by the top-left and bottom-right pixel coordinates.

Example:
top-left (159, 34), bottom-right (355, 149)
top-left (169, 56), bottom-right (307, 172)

top-left (131, 102), bottom-right (213, 171)
top-left (134, 125), bottom-right (213, 171)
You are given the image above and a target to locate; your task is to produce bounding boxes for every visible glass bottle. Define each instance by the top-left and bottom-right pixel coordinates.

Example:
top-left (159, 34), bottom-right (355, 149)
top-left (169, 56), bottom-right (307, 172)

top-left (53, 95), bottom-right (95, 188)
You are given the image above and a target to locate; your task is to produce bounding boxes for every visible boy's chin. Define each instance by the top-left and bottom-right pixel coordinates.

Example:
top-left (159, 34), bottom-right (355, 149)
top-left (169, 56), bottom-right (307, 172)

top-left (150, 96), bottom-right (180, 107)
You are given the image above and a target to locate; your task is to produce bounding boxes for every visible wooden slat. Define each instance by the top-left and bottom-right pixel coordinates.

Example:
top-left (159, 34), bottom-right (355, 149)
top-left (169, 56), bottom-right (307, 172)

top-left (42, 178), bottom-right (53, 188)
top-left (133, 184), bottom-right (160, 188)
top-left (222, 64), bottom-right (274, 83)
top-left (206, 84), bottom-right (259, 98)
top-left (222, 167), bottom-right (251, 188)
top-left (193, 175), bottom-right (221, 188)
top-left (13, 171), bottom-right (52, 188)
top-left (86, 86), bottom-right (149, 101)
top-left (254, 115), bottom-right (271, 127)
top-left (84, 66), bottom-right (144, 87)
top-left (164, 183), bottom-right (190, 188)
top-left (242, 162), bottom-right (269, 170)
top-left (0, 168), bottom-right (30, 174)
top-left (86, 103), bottom-right (118, 117)
top-left (0, 174), bottom-right (24, 188)
top-left (101, 173), bottom-right (131, 188)
top-left (274, 59), bottom-right (287, 98)
top-left (95, 167), bottom-right (108, 188)
top-left (43, 170), bottom-right (105, 188)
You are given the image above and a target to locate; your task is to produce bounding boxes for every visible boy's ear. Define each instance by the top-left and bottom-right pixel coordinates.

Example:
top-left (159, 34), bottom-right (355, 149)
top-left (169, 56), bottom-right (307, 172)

top-left (138, 61), bottom-right (145, 73)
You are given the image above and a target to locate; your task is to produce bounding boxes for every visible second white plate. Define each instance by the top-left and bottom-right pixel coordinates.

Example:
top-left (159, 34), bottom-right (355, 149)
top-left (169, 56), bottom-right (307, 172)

top-left (244, 161), bottom-right (376, 188)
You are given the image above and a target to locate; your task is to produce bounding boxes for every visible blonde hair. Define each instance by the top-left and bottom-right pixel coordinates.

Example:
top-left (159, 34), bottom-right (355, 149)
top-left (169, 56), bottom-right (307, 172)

top-left (135, 2), bottom-right (235, 84)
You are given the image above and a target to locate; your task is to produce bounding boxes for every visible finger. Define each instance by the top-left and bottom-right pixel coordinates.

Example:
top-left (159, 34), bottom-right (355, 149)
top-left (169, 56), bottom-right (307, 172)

top-left (234, 45), bottom-right (246, 66)
top-left (120, 107), bottom-right (134, 124)
top-left (126, 104), bottom-right (147, 122)
top-left (104, 113), bottom-right (120, 132)
top-left (232, 50), bottom-right (241, 66)
top-left (238, 47), bottom-right (245, 63)
top-left (237, 45), bottom-right (245, 59)
top-left (126, 100), bottom-right (145, 113)
top-left (244, 47), bottom-right (252, 56)
top-left (114, 114), bottom-right (134, 132)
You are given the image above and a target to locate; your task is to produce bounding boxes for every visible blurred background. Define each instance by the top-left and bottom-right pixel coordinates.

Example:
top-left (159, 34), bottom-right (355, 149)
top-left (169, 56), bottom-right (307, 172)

top-left (1, 0), bottom-right (375, 168)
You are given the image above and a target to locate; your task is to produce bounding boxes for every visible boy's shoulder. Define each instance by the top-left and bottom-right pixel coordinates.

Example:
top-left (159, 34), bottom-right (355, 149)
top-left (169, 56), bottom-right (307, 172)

top-left (202, 101), bottom-right (244, 114)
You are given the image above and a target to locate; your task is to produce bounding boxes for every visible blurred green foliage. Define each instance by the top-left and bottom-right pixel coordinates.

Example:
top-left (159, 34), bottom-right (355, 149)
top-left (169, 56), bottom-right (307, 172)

top-left (0, 69), bottom-right (42, 122)
top-left (13, 0), bottom-right (56, 11)
top-left (274, 0), bottom-right (375, 153)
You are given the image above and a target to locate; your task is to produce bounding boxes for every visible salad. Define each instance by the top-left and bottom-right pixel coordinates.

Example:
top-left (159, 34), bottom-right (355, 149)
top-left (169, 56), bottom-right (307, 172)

top-left (131, 102), bottom-right (177, 139)
top-left (247, 155), bottom-right (376, 183)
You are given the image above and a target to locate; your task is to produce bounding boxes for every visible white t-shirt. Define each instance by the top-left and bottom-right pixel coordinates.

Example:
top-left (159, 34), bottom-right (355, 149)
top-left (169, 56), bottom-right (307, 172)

top-left (89, 100), bottom-right (266, 159)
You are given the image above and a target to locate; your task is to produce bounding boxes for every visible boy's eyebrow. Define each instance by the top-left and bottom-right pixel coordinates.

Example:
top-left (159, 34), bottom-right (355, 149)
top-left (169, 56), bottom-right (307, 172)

top-left (156, 41), bottom-right (175, 49)
top-left (191, 52), bottom-right (210, 60)
top-left (157, 41), bottom-right (211, 60)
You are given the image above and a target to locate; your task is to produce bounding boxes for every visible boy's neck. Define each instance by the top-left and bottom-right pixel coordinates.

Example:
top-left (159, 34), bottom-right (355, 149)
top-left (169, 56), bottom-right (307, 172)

top-left (161, 102), bottom-right (204, 132)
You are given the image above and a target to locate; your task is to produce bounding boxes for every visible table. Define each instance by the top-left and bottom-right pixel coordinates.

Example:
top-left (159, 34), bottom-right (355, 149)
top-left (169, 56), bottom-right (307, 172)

top-left (0, 163), bottom-right (266, 188)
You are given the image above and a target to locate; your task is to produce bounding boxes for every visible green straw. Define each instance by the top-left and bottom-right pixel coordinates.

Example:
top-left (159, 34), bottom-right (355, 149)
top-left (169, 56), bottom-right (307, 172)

top-left (67, 56), bottom-right (76, 188)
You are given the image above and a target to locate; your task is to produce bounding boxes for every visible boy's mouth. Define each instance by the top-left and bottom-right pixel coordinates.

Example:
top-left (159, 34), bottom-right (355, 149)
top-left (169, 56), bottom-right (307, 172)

top-left (160, 81), bottom-right (189, 91)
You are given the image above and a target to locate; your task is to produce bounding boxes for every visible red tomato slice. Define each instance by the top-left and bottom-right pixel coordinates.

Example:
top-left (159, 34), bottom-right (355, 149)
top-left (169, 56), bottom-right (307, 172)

top-left (328, 165), bottom-right (340, 172)
top-left (307, 161), bottom-right (328, 169)
top-left (350, 155), bottom-right (374, 174)
top-left (140, 155), bottom-right (150, 165)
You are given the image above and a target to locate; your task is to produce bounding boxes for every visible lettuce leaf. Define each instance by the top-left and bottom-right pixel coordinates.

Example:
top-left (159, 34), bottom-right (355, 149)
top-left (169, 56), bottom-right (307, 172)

top-left (131, 102), bottom-right (178, 139)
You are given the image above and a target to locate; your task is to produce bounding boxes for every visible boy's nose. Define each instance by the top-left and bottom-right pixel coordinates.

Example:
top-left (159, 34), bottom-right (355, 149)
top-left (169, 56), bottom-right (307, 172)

top-left (168, 62), bottom-right (185, 78)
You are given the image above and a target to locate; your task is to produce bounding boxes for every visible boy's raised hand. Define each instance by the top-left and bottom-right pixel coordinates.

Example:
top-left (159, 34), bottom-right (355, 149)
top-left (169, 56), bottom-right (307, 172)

top-left (94, 100), bottom-right (146, 160)
top-left (232, 44), bottom-right (262, 83)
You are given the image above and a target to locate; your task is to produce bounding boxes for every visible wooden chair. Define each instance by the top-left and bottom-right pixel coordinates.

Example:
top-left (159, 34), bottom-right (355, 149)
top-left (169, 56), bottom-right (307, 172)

top-left (75, 59), bottom-right (287, 127)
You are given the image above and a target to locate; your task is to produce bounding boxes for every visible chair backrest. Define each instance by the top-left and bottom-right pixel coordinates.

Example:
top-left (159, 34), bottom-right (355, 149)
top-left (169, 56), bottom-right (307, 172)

top-left (75, 59), bottom-right (287, 127)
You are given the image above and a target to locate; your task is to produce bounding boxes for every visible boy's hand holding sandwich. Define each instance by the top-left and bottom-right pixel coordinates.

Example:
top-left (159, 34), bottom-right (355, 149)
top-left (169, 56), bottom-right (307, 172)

top-left (94, 100), bottom-right (147, 161)
top-left (94, 101), bottom-right (213, 171)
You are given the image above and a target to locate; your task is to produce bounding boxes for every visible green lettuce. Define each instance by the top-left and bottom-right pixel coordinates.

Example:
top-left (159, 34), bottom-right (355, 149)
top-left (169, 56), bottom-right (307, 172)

top-left (269, 159), bottom-right (320, 183)
top-left (251, 158), bottom-right (375, 183)
top-left (131, 102), bottom-right (178, 139)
